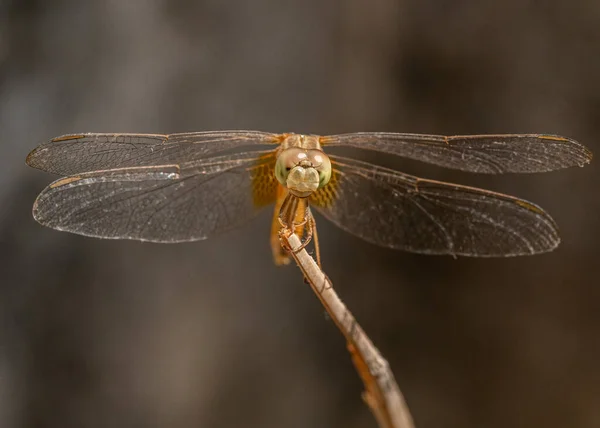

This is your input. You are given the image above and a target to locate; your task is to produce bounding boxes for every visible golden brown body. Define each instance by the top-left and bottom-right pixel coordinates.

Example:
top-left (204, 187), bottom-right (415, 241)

top-left (271, 134), bottom-right (328, 265)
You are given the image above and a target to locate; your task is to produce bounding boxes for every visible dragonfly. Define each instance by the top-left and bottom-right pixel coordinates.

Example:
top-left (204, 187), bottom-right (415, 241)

top-left (26, 131), bottom-right (592, 264)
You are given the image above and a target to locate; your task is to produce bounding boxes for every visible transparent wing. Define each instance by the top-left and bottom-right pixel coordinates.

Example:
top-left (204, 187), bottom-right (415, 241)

top-left (310, 155), bottom-right (560, 256)
top-left (321, 133), bottom-right (592, 173)
top-left (32, 151), bottom-right (279, 242)
top-left (26, 130), bottom-right (280, 176)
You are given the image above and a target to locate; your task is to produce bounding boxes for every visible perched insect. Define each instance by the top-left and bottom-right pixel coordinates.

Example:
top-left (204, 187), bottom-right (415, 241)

top-left (26, 131), bottom-right (592, 264)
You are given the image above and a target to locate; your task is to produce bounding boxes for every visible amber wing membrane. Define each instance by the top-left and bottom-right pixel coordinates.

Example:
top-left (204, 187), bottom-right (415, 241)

top-left (321, 133), bottom-right (592, 173)
top-left (251, 152), bottom-right (280, 207)
top-left (311, 155), bottom-right (560, 256)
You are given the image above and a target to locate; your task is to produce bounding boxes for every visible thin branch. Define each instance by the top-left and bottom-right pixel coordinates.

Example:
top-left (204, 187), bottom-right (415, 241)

top-left (280, 230), bottom-right (415, 428)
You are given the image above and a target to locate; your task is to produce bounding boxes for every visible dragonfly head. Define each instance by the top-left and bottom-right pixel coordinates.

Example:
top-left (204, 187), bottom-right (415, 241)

top-left (275, 148), bottom-right (332, 197)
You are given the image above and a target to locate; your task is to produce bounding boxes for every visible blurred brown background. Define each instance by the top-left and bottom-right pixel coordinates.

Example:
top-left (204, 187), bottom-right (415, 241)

top-left (1, 1), bottom-right (599, 427)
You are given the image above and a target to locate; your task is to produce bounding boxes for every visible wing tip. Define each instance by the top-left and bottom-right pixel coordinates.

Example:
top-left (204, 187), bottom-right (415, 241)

top-left (26, 133), bottom-right (87, 170)
top-left (25, 145), bottom-right (52, 171)
top-left (31, 190), bottom-right (48, 225)
top-left (25, 147), bottom-right (38, 168)
top-left (539, 134), bottom-right (593, 167)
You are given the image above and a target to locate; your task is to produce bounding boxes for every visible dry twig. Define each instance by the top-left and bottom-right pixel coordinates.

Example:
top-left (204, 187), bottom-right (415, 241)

top-left (279, 230), bottom-right (415, 428)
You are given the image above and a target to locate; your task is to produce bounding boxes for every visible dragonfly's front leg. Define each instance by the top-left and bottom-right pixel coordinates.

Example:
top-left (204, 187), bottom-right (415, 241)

top-left (278, 193), bottom-right (314, 253)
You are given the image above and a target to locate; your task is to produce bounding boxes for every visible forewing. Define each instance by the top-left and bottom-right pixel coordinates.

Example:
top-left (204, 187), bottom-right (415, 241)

top-left (32, 152), bottom-right (279, 242)
top-left (311, 156), bottom-right (560, 256)
top-left (26, 131), bottom-right (280, 175)
top-left (321, 133), bottom-right (592, 173)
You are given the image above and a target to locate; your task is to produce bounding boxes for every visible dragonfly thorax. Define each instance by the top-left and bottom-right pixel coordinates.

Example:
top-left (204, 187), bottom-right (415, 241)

top-left (275, 147), bottom-right (332, 198)
top-left (280, 133), bottom-right (323, 151)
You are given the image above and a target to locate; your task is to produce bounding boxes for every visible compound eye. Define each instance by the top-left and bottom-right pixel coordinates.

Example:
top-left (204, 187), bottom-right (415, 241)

top-left (318, 168), bottom-right (331, 188)
top-left (275, 149), bottom-right (304, 185)
top-left (307, 150), bottom-right (332, 188)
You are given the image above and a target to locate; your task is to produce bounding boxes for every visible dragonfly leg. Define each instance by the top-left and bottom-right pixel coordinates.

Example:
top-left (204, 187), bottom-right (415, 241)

top-left (278, 193), bottom-right (301, 229)
top-left (277, 193), bottom-right (315, 254)
top-left (296, 207), bottom-right (314, 251)
top-left (271, 186), bottom-right (293, 265)
top-left (277, 205), bottom-right (330, 286)
top-left (282, 207), bottom-right (314, 253)
top-left (309, 208), bottom-right (322, 268)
